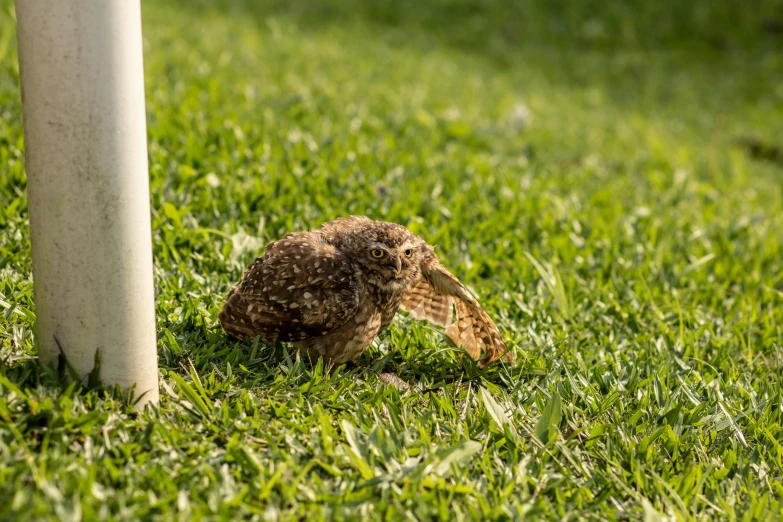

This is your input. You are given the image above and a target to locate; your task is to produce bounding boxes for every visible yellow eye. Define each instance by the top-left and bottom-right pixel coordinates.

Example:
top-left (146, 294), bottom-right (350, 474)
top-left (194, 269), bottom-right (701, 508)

top-left (371, 248), bottom-right (385, 258)
top-left (404, 249), bottom-right (413, 258)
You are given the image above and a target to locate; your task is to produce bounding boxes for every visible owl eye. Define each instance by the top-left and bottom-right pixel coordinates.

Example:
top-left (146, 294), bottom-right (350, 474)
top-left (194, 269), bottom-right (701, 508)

top-left (404, 249), bottom-right (413, 258)
top-left (370, 248), bottom-right (385, 258)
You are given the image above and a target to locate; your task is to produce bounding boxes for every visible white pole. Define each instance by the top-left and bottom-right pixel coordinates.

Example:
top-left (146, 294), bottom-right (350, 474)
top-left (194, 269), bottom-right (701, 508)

top-left (15, 0), bottom-right (159, 407)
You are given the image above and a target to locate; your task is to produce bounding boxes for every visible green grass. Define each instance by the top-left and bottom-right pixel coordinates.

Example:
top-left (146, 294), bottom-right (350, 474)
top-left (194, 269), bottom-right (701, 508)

top-left (2, 0), bottom-right (783, 519)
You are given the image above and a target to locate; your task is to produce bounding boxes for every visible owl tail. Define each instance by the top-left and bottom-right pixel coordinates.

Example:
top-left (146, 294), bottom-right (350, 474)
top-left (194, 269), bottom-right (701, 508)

top-left (218, 287), bottom-right (258, 339)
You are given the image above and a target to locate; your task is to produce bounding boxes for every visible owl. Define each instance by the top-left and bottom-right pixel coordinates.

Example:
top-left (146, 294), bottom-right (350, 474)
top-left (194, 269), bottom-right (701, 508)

top-left (218, 216), bottom-right (511, 367)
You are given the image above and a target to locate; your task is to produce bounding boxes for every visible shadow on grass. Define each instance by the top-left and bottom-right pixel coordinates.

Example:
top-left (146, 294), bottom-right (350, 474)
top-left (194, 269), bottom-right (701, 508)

top-left (363, 342), bottom-right (520, 392)
top-left (0, 354), bottom-right (40, 389)
top-left (178, 325), bottom-right (517, 392)
top-left (0, 350), bottom-right (151, 410)
top-left (156, 0), bottom-right (783, 162)
top-left (172, 0), bottom-right (782, 57)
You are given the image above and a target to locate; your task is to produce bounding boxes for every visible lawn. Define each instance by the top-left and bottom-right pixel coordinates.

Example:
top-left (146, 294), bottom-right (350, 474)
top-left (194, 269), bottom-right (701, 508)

top-left (2, 0), bottom-right (783, 519)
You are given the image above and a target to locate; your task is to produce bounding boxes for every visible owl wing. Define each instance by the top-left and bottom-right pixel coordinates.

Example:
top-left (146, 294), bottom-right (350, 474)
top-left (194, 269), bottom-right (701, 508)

top-left (399, 279), bottom-right (453, 327)
top-left (218, 231), bottom-right (360, 342)
top-left (401, 259), bottom-right (511, 367)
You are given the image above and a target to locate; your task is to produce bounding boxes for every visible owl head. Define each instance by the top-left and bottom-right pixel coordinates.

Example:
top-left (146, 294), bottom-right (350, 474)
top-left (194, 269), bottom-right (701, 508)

top-left (320, 216), bottom-right (428, 287)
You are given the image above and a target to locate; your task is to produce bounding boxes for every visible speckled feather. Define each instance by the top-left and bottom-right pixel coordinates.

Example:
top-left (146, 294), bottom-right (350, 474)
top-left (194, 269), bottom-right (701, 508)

top-left (219, 216), bottom-right (511, 366)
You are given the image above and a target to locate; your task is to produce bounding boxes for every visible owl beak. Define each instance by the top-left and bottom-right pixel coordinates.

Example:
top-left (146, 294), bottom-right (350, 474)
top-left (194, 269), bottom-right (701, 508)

top-left (393, 256), bottom-right (402, 275)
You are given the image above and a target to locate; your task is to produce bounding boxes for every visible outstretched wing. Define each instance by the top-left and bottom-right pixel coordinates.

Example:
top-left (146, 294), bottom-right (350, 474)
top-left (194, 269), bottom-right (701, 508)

top-left (219, 231), bottom-right (360, 342)
top-left (400, 257), bottom-right (511, 367)
top-left (399, 279), bottom-right (453, 327)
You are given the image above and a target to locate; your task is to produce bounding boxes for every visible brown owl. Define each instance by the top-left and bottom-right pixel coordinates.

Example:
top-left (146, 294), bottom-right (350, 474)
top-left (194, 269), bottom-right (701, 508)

top-left (218, 216), bottom-right (511, 367)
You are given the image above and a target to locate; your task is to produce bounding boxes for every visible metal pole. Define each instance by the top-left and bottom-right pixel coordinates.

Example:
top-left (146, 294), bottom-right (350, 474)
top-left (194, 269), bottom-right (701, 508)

top-left (15, 0), bottom-right (159, 407)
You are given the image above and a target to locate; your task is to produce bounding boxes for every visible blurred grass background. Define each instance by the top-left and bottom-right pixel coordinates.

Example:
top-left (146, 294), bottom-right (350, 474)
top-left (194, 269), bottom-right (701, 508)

top-left (1, 0), bottom-right (783, 519)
